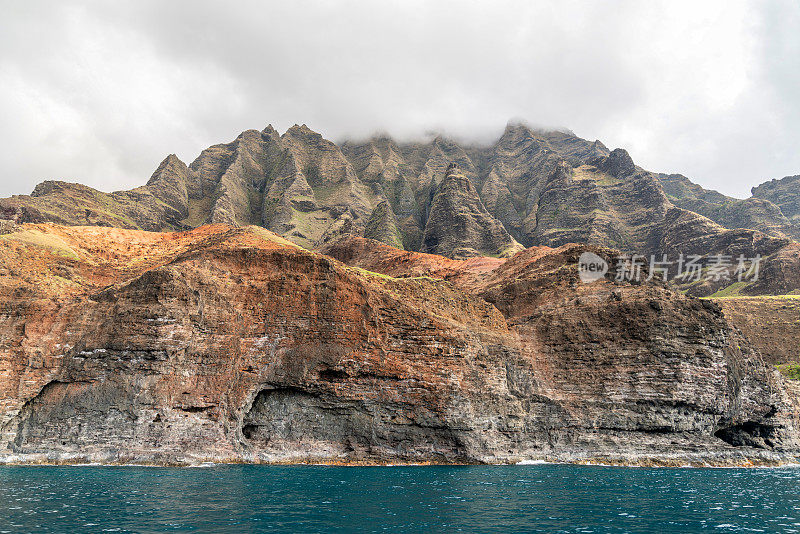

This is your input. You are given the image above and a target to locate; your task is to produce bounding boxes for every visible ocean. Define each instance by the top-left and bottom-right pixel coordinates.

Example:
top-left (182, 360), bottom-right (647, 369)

top-left (1, 464), bottom-right (798, 533)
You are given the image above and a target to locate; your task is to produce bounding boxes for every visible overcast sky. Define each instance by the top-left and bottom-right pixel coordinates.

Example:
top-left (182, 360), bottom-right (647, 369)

top-left (1, 0), bottom-right (798, 198)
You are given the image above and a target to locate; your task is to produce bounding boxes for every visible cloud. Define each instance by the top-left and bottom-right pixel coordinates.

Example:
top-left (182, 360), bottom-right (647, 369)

top-left (1, 0), bottom-right (798, 198)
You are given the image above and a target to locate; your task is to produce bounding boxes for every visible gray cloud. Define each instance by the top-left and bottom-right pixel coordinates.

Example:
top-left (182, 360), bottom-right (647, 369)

top-left (1, 0), bottom-right (798, 198)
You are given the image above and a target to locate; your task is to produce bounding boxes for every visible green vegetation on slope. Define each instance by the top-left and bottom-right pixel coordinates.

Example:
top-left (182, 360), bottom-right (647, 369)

top-left (777, 363), bottom-right (800, 380)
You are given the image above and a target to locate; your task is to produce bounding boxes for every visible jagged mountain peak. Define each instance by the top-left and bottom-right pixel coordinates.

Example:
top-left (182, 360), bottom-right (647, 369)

top-left (422, 163), bottom-right (522, 259)
top-left (499, 121), bottom-right (536, 141)
top-left (438, 164), bottom-right (473, 190)
top-left (503, 119), bottom-right (535, 135)
top-left (234, 128), bottom-right (265, 142)
top-left (147, 154), bottom-right (186, 181)
top-left (285, 123), bottom-right (321, 138)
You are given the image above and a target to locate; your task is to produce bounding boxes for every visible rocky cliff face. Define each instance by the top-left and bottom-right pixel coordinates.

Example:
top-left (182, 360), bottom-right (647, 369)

top-left (715, 296), bottom-right (800, 366)
top-left (1, 121), bottom-right (799, 296)
top-left (1, 224), bottom-right (797, 466)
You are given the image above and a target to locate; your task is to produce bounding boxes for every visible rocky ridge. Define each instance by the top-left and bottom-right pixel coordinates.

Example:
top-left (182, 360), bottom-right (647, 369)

top-left (752, 175), bottom-right (800, 225)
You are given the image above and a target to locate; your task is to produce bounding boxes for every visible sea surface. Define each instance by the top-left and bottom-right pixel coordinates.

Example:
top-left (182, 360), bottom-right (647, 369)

top-left (0, 464), bottom-right (799, 533)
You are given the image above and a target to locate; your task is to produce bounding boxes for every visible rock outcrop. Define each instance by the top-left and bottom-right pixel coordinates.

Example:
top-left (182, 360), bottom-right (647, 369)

top-left (1, 224), bottom-right (797, 466)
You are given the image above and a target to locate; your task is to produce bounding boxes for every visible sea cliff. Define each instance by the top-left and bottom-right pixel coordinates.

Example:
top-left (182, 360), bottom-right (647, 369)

top-left (0, 224), bottom-right (797, 466)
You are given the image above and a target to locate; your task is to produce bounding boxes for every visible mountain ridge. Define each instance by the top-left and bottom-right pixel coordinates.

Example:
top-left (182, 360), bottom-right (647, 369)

top-left (2, 120), bottom-right (798, 295)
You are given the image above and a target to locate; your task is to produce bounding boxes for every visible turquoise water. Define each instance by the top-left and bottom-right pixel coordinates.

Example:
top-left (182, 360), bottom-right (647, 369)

top-left (0, 464), bottom-right (799, 533)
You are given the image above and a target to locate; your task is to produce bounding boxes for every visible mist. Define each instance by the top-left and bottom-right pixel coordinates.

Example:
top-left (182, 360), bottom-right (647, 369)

top-left (1, 0), bottom-right (799, 198)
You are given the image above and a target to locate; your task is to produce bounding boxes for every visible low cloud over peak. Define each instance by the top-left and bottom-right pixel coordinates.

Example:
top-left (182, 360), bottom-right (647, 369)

top-left (2, 0), bottom-right (799, 198)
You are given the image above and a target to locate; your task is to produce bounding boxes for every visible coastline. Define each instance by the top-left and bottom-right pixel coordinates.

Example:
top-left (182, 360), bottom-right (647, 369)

top-left (2, 449), bottom-right (798, 469)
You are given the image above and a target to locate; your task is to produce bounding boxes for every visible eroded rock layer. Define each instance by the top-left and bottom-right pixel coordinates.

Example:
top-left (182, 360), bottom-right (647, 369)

top-left (0, 225), bottom-right (797, 465)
